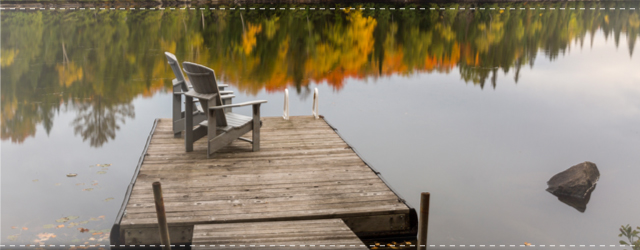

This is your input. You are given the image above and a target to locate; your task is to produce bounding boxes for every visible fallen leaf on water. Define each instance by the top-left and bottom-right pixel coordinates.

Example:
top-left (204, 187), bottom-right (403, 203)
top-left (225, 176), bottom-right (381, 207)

top-left (78, 227), bottom-right (90, 233)
top-left (32, 179), bottom-right (39, 182)
top-left (92, 183), bottom-right (99, 186)
top-left (88, 237), bottom-right (96, 241)
top-left (22, 227), bottom-right (28, 230)
top-left (98, 215), bottom-right (105, 219)
top-left (92, 232), bottom-right (103, 235)
top-left (82, 188), bottom-right (93, 191)
top-left (525, 242), bottom-right (532, 246)
top-left (103, 164), bottom-right (111, 167)
top-left (55, 217), bottom-right (69, 223)
top-left (7, 235), bottom-right (19, 241)
top-left (11, 226), bottom-right (17, 229)
top-left (78, 220), bottom-right (89, 225)
top-left (43, 224), bottom-right (55, 229)
top-left (76, 183), bottom-right (85, 186)
top-left (67, 173), bottom-right (77, 177)
top-left (89, 217), bottom-right (101, 221)
top-left (96, 164), bottom-right (101, 167)
top-left (56, 225), bottom-right (65, 228)
top-left (96, 171), bottom-right (107, 174)
top-left (104, 198), bottom-right (114, 202)
top-left (67, 216), bottom-right (79, 220)
top-left (54, 183), bottom-right (61, 186)
top-left (33, 233), bottom-right (56, 244)
top-left (68, 222), bottom-right (78, 227)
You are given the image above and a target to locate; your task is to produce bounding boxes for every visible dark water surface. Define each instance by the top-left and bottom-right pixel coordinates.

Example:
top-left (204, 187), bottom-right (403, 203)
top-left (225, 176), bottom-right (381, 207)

top-left (2, 2), bottom-right (640, 247)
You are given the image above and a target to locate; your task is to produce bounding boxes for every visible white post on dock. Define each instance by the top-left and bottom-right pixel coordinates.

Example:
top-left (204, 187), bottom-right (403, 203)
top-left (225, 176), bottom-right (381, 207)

top-left (283, 89), bottom-right (290, 120)
top-left (312, 88), bottom-right (319, 119)
top-left (417, 192), bottom-right (430, 250)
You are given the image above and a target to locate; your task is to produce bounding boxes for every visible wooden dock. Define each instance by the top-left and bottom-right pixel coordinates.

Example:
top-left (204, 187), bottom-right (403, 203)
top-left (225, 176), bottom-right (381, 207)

top-left (192, 219), bottom-right (368, 249)
top-left (111, 116), bottom-right (416, 245)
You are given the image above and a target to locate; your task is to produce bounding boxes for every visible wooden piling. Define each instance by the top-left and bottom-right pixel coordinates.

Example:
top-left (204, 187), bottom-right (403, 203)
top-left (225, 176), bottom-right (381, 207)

top-left (153, 182), bottom-right (171, 250)
top-left (417, 192), bottom-right (430, 249)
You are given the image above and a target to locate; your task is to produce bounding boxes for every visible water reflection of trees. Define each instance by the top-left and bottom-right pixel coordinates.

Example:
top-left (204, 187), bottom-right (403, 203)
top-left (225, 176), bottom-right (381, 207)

top-left (71, 101), bottom-right (135, 147)
top-left (1, 2), bottom-right (639, 144)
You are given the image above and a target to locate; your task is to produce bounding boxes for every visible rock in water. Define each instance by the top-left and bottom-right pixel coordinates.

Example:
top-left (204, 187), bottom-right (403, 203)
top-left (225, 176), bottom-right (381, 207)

top-left (547, 161), bottom-right (600, 199)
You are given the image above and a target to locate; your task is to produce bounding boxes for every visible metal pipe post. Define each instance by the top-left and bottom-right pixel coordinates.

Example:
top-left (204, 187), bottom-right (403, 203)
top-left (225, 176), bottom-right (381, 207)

top-left (153, 182), bottom-right (171, 250)
top-left (417, 192), bottom-right (430, 250)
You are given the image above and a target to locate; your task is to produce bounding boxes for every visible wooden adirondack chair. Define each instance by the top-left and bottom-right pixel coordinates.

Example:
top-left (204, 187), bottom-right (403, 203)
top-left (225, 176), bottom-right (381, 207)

top-left (182, 62), bottom-right (267, 158)
top-left (164, 52), bottom-right (235, 138)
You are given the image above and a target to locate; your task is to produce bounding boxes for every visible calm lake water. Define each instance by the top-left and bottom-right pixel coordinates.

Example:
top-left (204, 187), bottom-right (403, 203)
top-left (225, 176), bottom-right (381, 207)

top-left (2, 2), bottom-right (640, 248)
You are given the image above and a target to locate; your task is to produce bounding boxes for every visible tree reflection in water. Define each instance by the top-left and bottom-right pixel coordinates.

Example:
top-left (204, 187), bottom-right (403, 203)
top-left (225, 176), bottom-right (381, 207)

top-left (71, 100), bottom-right (135, 147)
top-left (1, 2), bottom-right (639, 146)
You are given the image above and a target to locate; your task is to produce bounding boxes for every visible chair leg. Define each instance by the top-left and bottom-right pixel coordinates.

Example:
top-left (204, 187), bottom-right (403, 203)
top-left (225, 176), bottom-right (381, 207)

top-left (252, 104), bottom-right (261, 152)
top-left (206, 101), bottom-right (217, 158)
top-left (173, 93), bottom-right (182, 138)
top-left (185, 96), bottom-right (194, 152)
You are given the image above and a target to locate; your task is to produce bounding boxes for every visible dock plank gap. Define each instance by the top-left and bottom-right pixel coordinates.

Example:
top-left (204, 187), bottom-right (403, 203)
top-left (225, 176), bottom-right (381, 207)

top-left (111, 116), bottom-right (417, 245)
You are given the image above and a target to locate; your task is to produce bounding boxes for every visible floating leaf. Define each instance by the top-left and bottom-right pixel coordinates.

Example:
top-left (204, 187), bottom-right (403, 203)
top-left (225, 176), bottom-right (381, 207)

top-left (525, 242), bottom-right (531, 246)
top-left (67, 173), bottom-right (77, 177)
top-left (32, 179), bottom-right (39, 182)
top-left (96, 171), bottom-right (107, 175)
top-left (76, 183), bottom-right (85, 186)
top-left (82, 188), bottom-right (94, 192)
top-left (11, 226), bottom-right (17, 229)
top-left (43, 224), bottom-right (55, 229)
top-left (78, 220), bottom-right (89, 225)
top-left (67, 216), bottom-right (79, 220)
top-left (71, 239), bottom-right (81, 243)
top-left (56, 217), bottom-right (70, 223)
top-left (96, 164), bottom-right (101, 167)
top-left (78, 227), bottom-right (90, 233)
top-left (103, 164), bottom-right (111, 167)
top-left (100, 229), bottom-right (110, 233)
top-left (104, 198), bottom-right (114, 202)
top-left (89, 217), bottom-right (100, 221)
top-left (98, 215), bottom-right (105, 219)
top-left (92, 183), bottom-right (99, 186)
top-left (57, 224), bottom-right (65, 228)
top-left (22, 227), bottom-right (28, 230)
top-left (68, 222), bottom-right (78, 227)
top-left (7, 235), bottom-right (19, 241)
top-left (54, 183), bottom-right (61, 186)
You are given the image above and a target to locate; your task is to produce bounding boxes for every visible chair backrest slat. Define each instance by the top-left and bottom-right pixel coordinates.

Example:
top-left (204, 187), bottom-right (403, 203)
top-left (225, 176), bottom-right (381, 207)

top-left (182, 62), bottom-right (227, 127)
top-left (164, 52), bottom-right (189, 92)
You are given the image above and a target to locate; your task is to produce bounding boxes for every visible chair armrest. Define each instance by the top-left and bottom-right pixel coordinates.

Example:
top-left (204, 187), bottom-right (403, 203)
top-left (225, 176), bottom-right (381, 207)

top-left (209, 100), bottom-right (267, 110)
top-left (220, 95), bottom-right (235, 100)
top-left (184, 89), bottom-right (218, 100)
top-left (220, 90), bottom-right (234, 95)
top-left (172, 78), bottom-right (183, 86)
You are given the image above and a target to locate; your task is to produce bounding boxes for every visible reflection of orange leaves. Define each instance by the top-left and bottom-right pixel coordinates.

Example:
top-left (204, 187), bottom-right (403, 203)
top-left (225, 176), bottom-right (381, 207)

top-left (242, 23), bottom-right (263, 55)
top-left (56, 61), bottom-right (83, 87)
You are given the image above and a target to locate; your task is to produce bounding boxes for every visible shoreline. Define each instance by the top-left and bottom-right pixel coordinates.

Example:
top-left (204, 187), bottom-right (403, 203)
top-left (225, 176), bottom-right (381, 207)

top-left (1, 0), bottom-right (637, 9)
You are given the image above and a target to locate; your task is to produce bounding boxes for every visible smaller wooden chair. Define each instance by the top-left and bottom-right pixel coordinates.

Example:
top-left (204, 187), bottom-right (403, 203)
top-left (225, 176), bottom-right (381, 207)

top-left (164, 52), bottom-right (234, 138)
top-left (182, 62), bottom-right (267, 158)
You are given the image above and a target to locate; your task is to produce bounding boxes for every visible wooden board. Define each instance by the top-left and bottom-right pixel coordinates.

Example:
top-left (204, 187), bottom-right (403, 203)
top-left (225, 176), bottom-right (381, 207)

top-left (112, 116), bottom-right (416, 245)
top-left (191, 219), bottom-right (369, 250)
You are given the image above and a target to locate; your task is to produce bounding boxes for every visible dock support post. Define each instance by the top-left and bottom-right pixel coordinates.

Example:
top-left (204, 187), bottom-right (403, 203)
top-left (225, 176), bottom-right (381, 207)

top-left (283, 89), bottom-right (289, 120)
top-left (153, 182), bottom-right (171, 250)
top-left (312, 88), bottom-right (319, 119)
top-left (417, 192), bottom-right (430, 250)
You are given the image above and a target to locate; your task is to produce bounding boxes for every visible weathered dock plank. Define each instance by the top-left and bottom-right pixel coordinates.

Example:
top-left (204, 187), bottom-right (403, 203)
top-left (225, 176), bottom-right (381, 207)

top-left (112, 116), bottom-right (416, 245)
top-left (191, 219), bottom-right (368, 250)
